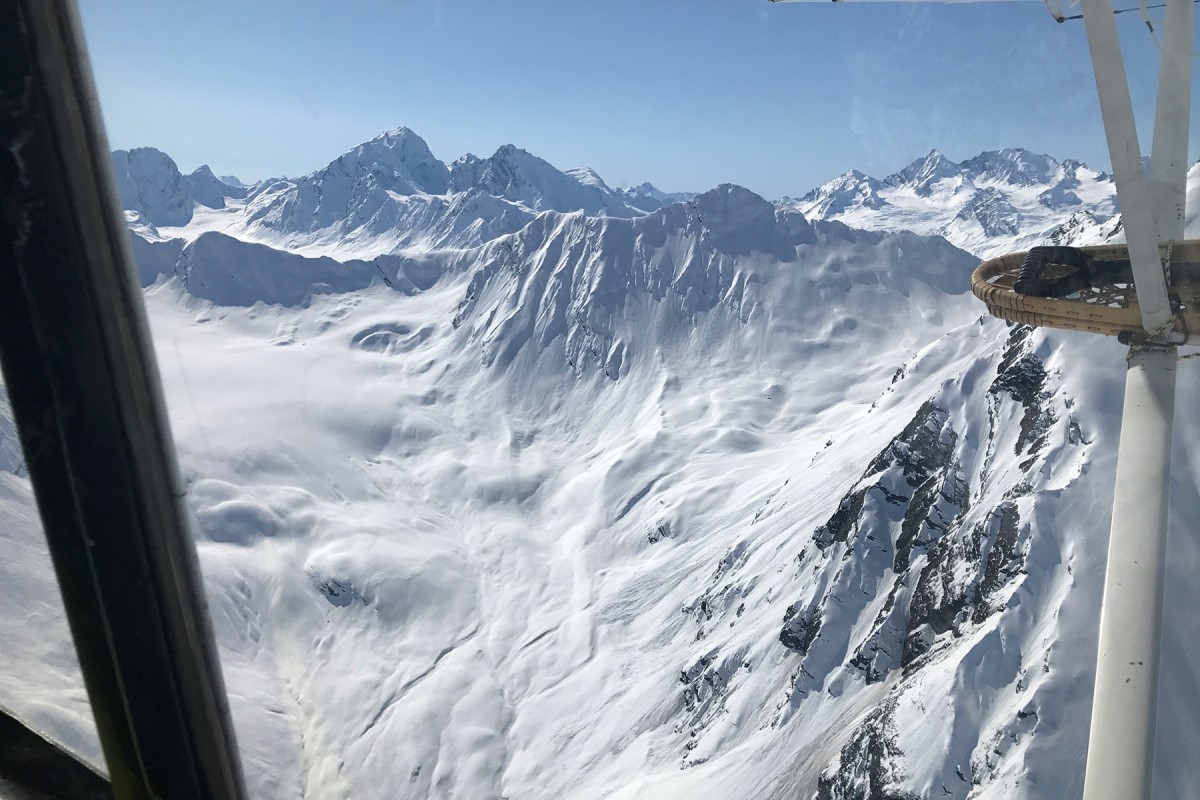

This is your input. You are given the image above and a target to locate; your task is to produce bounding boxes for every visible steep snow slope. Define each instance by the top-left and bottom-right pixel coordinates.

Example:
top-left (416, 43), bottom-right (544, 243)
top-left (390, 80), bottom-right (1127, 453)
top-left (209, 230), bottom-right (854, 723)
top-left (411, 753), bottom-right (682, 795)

top-left (111, 147), bottom-right (196, 227)
top-left (4, 150), bottom-right (1200, 799)
top-left (790, 148), bottom-right (1120, 258)
top-left (187, 164), bottom-right (247, 210)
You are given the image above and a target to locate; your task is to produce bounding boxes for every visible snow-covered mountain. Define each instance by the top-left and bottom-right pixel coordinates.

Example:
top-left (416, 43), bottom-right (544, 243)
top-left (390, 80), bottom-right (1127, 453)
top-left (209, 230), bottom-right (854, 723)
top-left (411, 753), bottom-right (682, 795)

top-left (186, 164), bottom-right (246, 210)
top-left (618, 182), bottom-right (697, 213)
top-left (111, 147), bottom-right (248, 227)
top-left (789, 148), bottom-right (1122, 258)
top-left (116, 129), bottom-right (658, 258)
top-left (110, 147), bottom-right (196, 227)
top-left (3, 132), bottom-right (1200, 799)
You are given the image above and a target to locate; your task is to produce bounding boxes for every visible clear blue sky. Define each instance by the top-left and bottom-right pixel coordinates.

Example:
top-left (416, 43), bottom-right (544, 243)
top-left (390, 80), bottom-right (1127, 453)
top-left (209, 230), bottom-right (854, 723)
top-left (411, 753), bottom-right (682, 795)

top-left (77, 0), bottom-right (1200, 199)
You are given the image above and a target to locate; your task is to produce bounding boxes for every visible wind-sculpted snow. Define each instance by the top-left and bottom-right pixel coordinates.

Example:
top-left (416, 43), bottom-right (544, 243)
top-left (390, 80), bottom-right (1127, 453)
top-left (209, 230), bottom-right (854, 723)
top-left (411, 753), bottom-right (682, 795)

top-left (5, 135), bottom-right (1200, 800)
top-left (0, 386), bottom-right (99, 767)
top-left (0, 384), bottom-right (26, 476)
top-left (131, 231), bottom-right (442, 307)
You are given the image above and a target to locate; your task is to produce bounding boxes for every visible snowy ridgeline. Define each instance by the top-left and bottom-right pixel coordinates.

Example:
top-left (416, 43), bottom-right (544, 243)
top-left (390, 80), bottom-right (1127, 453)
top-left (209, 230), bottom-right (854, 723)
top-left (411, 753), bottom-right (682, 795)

top-left (2, 130), bottom-right (1200, 800)
top-left (111, 128), bottom-right (696, 260)
top-left (786, 149), bottom-right (1200, 259)
top-left (113, 128), bottom-right (1196, 263)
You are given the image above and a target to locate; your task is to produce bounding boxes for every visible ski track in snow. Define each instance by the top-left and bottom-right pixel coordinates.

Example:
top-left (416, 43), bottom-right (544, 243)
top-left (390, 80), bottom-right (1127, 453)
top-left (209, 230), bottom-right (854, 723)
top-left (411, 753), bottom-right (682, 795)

top-left (3, 135), bottom-right (1200, 799)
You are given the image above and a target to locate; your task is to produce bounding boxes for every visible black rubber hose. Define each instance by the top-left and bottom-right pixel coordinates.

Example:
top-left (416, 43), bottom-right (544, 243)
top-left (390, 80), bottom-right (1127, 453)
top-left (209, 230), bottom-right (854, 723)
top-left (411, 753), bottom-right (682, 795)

top-left (1014, 245), bottom-right (1094, 298)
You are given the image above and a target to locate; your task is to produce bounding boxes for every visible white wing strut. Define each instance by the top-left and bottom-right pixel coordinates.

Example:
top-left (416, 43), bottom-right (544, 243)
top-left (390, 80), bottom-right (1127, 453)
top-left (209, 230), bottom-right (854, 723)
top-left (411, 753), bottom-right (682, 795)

top-left (1080, 0), bottom-right (1176, 333)
top-left (770, 1), bottom-right (1190, 797)
top-left (1081, 0), bottom-right (1190, 798)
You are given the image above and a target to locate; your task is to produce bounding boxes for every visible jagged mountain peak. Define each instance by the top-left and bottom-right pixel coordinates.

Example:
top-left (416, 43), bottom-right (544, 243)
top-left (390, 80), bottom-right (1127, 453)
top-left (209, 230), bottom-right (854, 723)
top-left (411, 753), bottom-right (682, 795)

top-left (627, 180), bottom-right (664, 195)
top-left (800, 168), bottom-right (875, 196)
top-left (689, 183), bottom-right (779, 227)
top-left (111, 147), bottom-right (193, 227)
top-left (454, 143), bottom-right (635, 217)
top-left (113, 145), bottom-right (177, 166)
top-left (237, 126), bottom-right (455, 236)
top-left (884, 147), bottom-right (1069, 192)
top-left (795, 168), bottom-right (888, 218)
top-left (186, 164), bottom-right (247, 209)
top-left (489, 142), bottom-right (540, 167)
top-left (887, 149), bottom-right (963, 196)
top-left (372, 125), bottom-right (425, 146)
top-left (565, 166), bottom-right (612, 192)
top-left (448, 152), bottom-right (484, 192)
top-left (318, 127), bottom-right (451, 196)
top-left (108, 127), bottom-right (658, 255)
top-left (961, 147), bottom-right (1060, 186)
top-left (618, 181), bottom-right (695, 212)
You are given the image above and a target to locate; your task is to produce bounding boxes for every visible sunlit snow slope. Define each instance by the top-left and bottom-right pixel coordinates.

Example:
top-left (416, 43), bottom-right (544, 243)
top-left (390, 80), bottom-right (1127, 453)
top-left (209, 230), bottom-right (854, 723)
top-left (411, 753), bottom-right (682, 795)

top-left (2, 132), bottom-right (1199, 800)
top-left (787, 148), bottom-right (1126, 259)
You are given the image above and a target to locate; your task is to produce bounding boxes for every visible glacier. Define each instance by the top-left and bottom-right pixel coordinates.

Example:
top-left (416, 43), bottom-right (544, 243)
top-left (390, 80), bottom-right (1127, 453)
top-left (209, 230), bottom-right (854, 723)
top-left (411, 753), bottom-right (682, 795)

top-left (1, 130), bottom-right (1199, 799)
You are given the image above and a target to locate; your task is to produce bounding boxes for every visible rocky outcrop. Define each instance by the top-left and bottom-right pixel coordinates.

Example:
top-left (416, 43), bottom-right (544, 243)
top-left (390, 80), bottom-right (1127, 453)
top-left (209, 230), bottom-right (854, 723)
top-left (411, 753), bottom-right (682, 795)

top-left (816, 700), bottom-right (920, 800)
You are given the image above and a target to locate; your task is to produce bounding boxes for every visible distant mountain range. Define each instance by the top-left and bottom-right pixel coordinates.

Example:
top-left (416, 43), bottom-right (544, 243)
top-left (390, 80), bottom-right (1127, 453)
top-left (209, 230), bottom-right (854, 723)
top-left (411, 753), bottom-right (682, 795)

top-left (784, 147), bottom-right (1130, 258)
top-left (113, 129), bottom-right (1194, 264)
top-left (111, 128), bottom-right (697, 257)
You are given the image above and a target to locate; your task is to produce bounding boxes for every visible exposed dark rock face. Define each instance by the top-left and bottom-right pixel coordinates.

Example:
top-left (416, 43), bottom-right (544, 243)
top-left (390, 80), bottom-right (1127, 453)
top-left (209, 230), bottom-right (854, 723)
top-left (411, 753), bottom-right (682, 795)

top-left (904, 501), bottom-right (1026, 670)
top-left (816, 700), bottom-right (921, 800)
top-left (814, 490), bottom-right (868, 550)
top-left (769, 326), bottom-right (1063, 792)
top-left (955, 187), bottom-right (1020, 237)
top-left (312, 575), bottom-right (366, 607)
top-left (799, 399), bottom-right (973, 688)
top-left (780, 604), bottom-right (822, 654)
top-left (988, 325), bottom-right (1054, 463)
top-left (970, 703), bottom-right (1041, 785)
top-left (666, 323), bottom-right (1069, 793)
top-left (813, 401), bottom-right (962, 573)
top-left (676, 647), bottom-right (750, 764)
top-left (971, 502), bottom-right (1025, 623)
top-left (647, 519), bottom-right (672, 543)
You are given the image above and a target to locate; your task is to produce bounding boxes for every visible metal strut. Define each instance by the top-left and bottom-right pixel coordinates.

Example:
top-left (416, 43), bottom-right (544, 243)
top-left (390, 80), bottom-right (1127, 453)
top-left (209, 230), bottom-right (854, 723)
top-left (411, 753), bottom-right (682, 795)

top-left (1079, 0), bottom-right (1192, 797)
